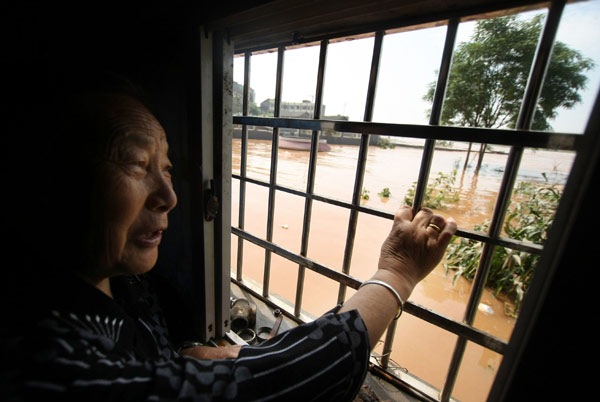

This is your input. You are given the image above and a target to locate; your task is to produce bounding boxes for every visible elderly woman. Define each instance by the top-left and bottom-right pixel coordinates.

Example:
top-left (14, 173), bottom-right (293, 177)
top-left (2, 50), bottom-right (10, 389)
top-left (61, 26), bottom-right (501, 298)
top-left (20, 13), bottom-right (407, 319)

top-left (3, 73), bottom-right (456, 401)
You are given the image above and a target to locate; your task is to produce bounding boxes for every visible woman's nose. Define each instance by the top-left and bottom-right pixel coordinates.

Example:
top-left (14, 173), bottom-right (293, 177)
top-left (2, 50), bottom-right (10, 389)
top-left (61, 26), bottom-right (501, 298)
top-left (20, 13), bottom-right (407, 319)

top-left (147, 171), bottom-right (177, 213)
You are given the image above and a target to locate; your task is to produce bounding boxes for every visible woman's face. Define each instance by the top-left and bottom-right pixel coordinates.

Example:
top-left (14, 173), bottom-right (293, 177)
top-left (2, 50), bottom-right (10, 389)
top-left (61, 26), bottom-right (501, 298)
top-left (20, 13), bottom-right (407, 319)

top-left (93, 95), bottom-right (177, 278)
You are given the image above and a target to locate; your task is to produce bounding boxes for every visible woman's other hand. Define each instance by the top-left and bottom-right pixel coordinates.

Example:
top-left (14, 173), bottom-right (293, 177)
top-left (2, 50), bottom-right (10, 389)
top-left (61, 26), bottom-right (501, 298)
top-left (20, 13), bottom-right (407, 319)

top-left (179, 345), bottom-right (242, 360)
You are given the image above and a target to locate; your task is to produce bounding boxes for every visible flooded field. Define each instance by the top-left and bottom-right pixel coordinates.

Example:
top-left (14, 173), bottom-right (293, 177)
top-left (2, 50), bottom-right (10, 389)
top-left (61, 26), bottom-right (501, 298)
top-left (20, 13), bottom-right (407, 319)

top-left (230, 136), bottom-right (575, 401)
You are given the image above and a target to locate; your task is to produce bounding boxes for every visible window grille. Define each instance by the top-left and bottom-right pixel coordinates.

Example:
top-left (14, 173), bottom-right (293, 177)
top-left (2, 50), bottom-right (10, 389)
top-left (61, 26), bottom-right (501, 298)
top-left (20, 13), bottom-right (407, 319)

top-left (229, 0), bottom-right (591, 399)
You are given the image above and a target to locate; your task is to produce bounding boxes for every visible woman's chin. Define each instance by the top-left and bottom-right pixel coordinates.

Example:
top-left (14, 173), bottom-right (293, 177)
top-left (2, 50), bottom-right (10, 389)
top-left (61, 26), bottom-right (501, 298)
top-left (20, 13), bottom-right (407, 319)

top-left (118, 248), bottom-right (158, 276)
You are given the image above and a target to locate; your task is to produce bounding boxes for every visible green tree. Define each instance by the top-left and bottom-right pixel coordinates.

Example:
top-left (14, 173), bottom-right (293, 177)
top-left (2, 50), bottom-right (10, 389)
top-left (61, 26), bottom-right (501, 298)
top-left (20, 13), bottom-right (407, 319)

top-left (425, 14), bottom-right (593, 169)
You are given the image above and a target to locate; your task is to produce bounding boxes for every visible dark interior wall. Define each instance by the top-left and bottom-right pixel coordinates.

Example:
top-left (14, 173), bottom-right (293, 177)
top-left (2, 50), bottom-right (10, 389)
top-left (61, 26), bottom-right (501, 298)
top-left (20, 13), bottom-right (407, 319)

top-left (5, 3), bottom-right (201, 343)
top-left (501, 168), bottom-right (598, 401)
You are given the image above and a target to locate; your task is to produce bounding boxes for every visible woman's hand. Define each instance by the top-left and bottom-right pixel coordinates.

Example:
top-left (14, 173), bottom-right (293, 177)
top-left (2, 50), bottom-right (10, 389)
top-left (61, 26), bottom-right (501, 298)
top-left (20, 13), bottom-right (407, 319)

top-left (339, 205), bottom-right (457, 348)
top-left (378, 205), bottom-right (457, 295)
top-left (179, 345), bottom-right (242, 360)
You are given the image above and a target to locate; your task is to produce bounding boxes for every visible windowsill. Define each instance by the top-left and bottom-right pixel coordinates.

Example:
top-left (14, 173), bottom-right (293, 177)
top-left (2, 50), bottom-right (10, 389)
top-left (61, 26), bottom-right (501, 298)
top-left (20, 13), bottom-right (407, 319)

top-left (229, 280), bottom-right (298, 343)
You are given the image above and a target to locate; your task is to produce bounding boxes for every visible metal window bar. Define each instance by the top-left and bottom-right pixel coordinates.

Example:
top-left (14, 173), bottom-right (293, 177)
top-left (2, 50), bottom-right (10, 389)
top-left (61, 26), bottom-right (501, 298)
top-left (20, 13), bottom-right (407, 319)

top-left (230, 1), bottom-right (577, 399)
top-left (380, 17), bottom-right (459, 370)
top-left (262, 47), bottom-right (285, 297)
top-left (233, 173), bottom-right (546, 255)
top-left (440, 1), bottom-right (565, 400)
top-left (294, 39), bottom-right (328, 316)
top-left (232, 116), bottom-right (579, 150)
top-left (338, 30), bottom-right (384, 305)
top-left (232, 225), bottom-right (508, 354)
top-left (236, 52), bottom-right (251, 282)
top-left (230, 88), bottom-right (581, 288)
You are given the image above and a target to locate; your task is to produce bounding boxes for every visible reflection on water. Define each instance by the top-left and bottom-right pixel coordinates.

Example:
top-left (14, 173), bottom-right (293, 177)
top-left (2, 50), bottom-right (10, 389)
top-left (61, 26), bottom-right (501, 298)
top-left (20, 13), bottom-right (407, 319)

top-left (231, 138), bottom-right (574, 401)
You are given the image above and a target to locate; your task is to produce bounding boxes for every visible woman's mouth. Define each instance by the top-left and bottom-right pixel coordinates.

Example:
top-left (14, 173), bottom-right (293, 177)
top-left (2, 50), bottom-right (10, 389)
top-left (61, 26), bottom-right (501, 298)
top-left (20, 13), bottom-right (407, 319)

top-left (134, 230), bottom-right (163, 247)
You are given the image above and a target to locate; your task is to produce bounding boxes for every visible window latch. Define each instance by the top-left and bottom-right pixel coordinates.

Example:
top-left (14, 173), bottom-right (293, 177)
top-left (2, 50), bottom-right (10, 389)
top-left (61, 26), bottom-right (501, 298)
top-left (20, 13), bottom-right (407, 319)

top-left (204, 179), bottom-right (219, 221)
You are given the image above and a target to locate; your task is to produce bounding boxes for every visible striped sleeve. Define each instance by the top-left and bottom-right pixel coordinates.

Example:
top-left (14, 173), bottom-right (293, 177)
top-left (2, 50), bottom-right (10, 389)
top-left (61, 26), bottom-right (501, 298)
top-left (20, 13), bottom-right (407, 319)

top-left (231, 308), bottom-right (371, 401)
top-left (19, 309), bottom-right (370, 401)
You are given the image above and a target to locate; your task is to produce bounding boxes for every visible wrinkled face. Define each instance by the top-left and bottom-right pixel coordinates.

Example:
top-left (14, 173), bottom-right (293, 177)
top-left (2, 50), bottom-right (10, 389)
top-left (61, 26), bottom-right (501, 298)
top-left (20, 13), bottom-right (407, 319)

top-left (93, 95), bottom-right (177, 278)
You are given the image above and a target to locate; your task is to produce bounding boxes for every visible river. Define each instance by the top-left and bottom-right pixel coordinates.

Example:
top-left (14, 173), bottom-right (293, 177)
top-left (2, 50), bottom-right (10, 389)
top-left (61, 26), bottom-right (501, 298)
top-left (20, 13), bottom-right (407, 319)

top-left (230, 136), bottom-right (575, 401)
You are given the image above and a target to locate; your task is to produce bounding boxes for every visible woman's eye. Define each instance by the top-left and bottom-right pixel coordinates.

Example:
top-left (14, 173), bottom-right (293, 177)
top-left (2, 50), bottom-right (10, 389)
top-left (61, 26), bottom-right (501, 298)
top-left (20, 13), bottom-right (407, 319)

top-left (125, 160), bottom-right (148, 173)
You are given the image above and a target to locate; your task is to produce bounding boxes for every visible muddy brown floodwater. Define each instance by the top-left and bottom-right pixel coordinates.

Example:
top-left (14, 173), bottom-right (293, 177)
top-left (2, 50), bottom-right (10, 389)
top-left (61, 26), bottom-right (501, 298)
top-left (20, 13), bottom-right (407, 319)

top-left (230, 137), bottom-right (575, 401)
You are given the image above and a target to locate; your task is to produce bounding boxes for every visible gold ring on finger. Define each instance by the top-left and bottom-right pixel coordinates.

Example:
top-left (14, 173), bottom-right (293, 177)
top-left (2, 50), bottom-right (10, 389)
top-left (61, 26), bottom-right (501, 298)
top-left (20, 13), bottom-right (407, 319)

top-left (428, 223), bottom-right (442, 233)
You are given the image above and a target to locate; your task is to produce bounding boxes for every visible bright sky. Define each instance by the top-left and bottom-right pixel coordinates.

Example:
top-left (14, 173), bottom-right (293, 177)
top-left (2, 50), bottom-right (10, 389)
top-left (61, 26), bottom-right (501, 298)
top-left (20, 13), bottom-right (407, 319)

top-left (234, 0), bottom-right (600, 135)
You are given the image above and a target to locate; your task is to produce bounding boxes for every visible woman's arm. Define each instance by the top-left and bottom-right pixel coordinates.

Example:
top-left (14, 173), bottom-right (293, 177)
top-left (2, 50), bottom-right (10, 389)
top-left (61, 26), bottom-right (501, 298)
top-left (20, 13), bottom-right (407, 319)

top-left (184, 206), bottom-right (456, 355)
top-left (339, 206), bottom-right (456, 348)
top-left (20, 309), bottom-right (369, 401)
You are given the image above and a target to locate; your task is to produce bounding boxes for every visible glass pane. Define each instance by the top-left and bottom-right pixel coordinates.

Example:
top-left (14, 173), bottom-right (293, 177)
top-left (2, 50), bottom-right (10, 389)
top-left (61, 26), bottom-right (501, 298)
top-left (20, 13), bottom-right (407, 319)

top-left (508, 147), bottom-right (574, 247)
top-left (230, 233), bottom-right (239, 277)
top-left (538, 0), bottom-right (600, 134)
top-left (300, 270), bottom-right (341, 318)
top-left (471, 263), bottom-right (520, 341)
top-left (361, 140), bottom-right (429, 215)
top-left (249, 51), bottom-right (279, 116)
top-left (453, 342), bottom-right (504, 402)
top-left (426, 141), bottom-right (507, 231)
top-left (443, 237), bottom-right (485, 321)
top-left (233, 55), bottom-right (246, 116)
top-left (243, 182), bottom-right (270, 239)
top-left (244, 128), bottom-right (274, 182)
top-left (232, 125), bottom-right (243, 176)
top-left (352, 213), bottom-right (391, 282)
top-left (276, 133), bottom-right (312, 191)
top-left (313, 140), bottom-right (361, 203)
top-left (269, 253), bottom-right (299, 310)
top-left (322, 36), bottom-right (375, 121)
top-left (373, 25), bottom-right (447, 126)
top-left (392, 318), bottom-right (457, 396)
top-left (281, 45), bottom-right (321, 117)
top-left (231, 177), bottom-right (240, 227)
top-left (272, 191), bottom-right (306, 253)
top-left (306, 201), bottom-right (350, 273)
top-left (440, 9), bottom-right (548, 129)
top-left (231, 177), bottom-right (240, 275)
top-left (239, 240), bottom-right (267, 291)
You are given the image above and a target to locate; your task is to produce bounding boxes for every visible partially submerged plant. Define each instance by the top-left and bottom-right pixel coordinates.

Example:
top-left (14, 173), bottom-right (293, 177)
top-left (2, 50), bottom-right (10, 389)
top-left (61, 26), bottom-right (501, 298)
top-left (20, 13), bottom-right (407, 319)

top-left (361, 188), bottom-right (370, 200)
top-left (444, 177), bottom-right (562, 317)
top-left (378, 187), bottom-right (391, 198)
top-left (404, 168), bottom-right (459, 209)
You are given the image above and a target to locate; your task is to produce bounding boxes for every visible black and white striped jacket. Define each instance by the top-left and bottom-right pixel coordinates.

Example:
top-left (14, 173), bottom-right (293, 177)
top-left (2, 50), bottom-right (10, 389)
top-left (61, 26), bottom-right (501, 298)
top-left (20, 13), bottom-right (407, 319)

top-left (2, 274), bottom-right (370, 401)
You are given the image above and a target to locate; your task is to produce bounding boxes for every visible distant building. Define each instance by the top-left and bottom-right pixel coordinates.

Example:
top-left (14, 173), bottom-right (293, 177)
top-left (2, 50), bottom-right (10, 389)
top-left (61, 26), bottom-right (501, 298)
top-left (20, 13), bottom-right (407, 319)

top-left (260, 99), bottom-right (325, 118)
top-left (232, 93), bottom-right (369, 143)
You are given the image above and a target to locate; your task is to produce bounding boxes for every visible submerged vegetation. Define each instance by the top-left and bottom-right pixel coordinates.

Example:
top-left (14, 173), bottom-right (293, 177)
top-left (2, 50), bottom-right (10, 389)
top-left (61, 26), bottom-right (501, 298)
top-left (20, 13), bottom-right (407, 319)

top-left (445, 176), bottom-right (562, 316)
top-left (376, 137), bottom-right (396, 149)
top-left (403, 162), bottom-right (562, 316)
top-left (378, 187), bottom-right (391, 198)
top-left (404, 167), bottom-right (460, 209)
